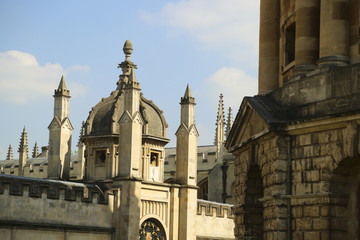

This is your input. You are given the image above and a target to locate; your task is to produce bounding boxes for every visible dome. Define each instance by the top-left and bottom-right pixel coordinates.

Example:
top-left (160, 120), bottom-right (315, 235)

top-left (84, 88), bottom-right (168, 140)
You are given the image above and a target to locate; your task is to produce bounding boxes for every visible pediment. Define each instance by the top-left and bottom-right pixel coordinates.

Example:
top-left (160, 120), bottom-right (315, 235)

top-left (175, 123), bottom-right (189, 136)
top-left (48, 117), bottom-right (61, 130)
top-left (119, 110), bottom-right (144, 125)
top-left (61, 118), bottom-right (74, 131)
top-left (226, 99), bottom-right (270, 151)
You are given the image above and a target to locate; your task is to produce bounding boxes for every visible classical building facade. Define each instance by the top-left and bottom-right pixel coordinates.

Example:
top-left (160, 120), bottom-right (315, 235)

top-left (0, 41), bottom-right (235, 240)
top-left (227, 1), bottom-right (360, 240)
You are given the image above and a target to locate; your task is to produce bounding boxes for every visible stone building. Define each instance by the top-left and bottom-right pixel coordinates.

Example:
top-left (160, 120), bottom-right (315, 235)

top-left (226, 1), bottom-right (360, 240)
top-left (0, 40), bottom-right (234, 240)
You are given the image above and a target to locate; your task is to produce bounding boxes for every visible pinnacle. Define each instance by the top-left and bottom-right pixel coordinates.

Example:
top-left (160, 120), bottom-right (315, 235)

top-left (58, 75), bottom-right (67, 90)
top-left (184, 84), bottom-right (192, 98)
top-left (6, 144), bottom-right (13, 160)
top-left (181, 84), bottom-right (195, 104)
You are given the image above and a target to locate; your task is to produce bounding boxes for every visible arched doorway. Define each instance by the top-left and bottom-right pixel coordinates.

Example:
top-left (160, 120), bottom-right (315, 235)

top-left (139, 218), bottom-right (166, 240)
top-left (244, 164), bottom-right (264, 240)
top-left (330, 157), bottom-right (360, 239)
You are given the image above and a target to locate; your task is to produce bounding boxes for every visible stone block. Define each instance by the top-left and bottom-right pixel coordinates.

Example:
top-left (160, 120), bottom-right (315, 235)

top-left (313, 218), bottom-right (329, 230)
top-left (303, 206), bottom-right (320, 217)
top-left (320, 231), bottom-right (329, 240)
top-left (299, 134), bottom-right (312, 146)
top-left (304, 231), bottom-right (320, 240)
top-left (293, 171), bottom-right (302, 183)
top-left (292, 206), bottom-right (303, 218)
top-left (293, 231), bottom-right (304, 240)
top-left (320, 206), bottom-right (329, 216)
top-left (295, 218), bottom-right (312, 230)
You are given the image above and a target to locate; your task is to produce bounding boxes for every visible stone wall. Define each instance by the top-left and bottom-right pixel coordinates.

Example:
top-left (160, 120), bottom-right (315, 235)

top-left (196, 200), bottom-right (235, 240)
top-left (0, 175), bottom-right (113, 240)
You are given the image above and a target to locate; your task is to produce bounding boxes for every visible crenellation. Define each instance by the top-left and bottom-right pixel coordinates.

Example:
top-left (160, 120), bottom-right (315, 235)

top-left (196, 200), bottom-right (234, 219)
top-left (0, 175), bottom-right (107, 205)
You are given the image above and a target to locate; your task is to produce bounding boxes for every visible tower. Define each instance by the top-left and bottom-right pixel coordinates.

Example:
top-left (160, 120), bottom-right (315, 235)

top-left (48, 76), bottom-right (73, 180)
top-left (175, 84), bottom-right (198, 240)
top-left (18, 127), bottom-right (28, 176)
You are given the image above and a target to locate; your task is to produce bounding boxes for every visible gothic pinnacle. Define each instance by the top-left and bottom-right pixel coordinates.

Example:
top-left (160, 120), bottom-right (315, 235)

top-left (181, 84), bottom-right (195, 104)
top-left (58, 75), bottom-right (67, 90)
top-left (225, 107), bottom-right (233, 138)
top-left (18, 127), bottom-right (28, 157)
top-left (32, 141), bottom-right (39, 158)
top-left (55, 75), bottom-right (70, 96)
top-left (6, 144), bottom-right (13, 160)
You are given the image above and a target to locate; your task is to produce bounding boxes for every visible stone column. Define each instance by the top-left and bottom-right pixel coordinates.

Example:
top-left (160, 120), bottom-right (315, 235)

top-left (294, 0), bottom-right (320, 74)
top-left (318, 0), bottom-right (350, 66)
top-left (258, 0), bottom-right (280, 95)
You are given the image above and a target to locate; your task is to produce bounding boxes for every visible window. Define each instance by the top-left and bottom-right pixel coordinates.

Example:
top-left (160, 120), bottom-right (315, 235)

top-left (150, 152), bottom-right (159, 167)
top-left (95, 150), bottom-right (106, 165)
top-left (285, 22), bottom-right (296, 65)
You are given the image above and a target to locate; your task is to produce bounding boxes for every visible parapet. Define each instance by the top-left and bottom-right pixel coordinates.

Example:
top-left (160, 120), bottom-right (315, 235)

top-left (197, 199), bottom-right (234, 219)
top-left (0, 174), bottom-right (107, 204)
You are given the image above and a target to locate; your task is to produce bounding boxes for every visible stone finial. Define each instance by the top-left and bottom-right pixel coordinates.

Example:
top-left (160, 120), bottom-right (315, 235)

top-left (55, 75), bottom-right (70, 97)
top-left (181, 84), bottom-right (195, 104)
top-left (123, 40), bottom-right (133, 61)
top-left (117, 40), bottom-right (138, 88)
top-left (18, 127), bottom-right (28, 157)
top-left (6, 144), bottom-right (13, 160)
top-left (225, 107), bottom-right (233, 139)
top-left (214, 94), bottom-right (225, 145)
top-left (32, 141), bottom-right (39, 158)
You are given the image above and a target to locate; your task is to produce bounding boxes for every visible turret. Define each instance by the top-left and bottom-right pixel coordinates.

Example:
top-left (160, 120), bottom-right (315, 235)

top-left (175, 84), bottom-right (198, 185)
top-left (176, 84), bottom-right (199, 240)
top-left (32, 141), bottom-right (39, 158)
top-left (48, 76), bottom-right (73, 180)
top-left (118, 40), bottom-right (143, 178)
top-left (6, 144), bottom-right (13, 160)
top-left (18, 127), bottom-right (28, 176)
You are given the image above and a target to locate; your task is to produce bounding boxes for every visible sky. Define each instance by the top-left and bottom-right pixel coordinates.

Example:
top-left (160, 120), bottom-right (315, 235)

top-left (0, 0), bottom-right (260, 160)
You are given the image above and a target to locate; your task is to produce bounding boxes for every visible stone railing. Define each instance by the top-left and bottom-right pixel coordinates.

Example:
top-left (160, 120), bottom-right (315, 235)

top-left (197, 199), bottom-right (234, 219)
top-left (0, 174), bottom-right (107, 204)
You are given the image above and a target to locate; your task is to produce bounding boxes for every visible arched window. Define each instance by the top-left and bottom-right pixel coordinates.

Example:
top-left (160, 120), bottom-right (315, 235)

top-left (139, 218), bottom-right (166, 240)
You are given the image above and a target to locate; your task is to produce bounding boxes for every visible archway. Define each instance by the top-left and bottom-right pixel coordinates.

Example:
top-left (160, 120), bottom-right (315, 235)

top-left (244, 164), bottom-right (264, 240)
top-left (330, 157), bottom-right (360, 239)
top-left (139, 218), bottom-right (166, 240)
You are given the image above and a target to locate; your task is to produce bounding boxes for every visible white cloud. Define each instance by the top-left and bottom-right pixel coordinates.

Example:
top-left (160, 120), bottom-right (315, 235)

top-left (0, 50), bottom-right (88, 104)
top-left (202, 67), bottom-right (258, 109)
top-left (139, 0), bottom-right (260, 65)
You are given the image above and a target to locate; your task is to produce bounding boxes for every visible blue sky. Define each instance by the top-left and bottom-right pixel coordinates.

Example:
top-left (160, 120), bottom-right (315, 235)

top-left (0, 0), bottom-right (260, 159)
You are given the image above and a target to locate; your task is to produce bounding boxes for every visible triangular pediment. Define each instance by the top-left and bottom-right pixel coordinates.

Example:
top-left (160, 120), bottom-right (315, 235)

top-left (119, 110), bottom-right (132, 124)
top-left (48, 117), bottom-right (61, 130)
top-left (175, 123), bottom-right (189, 136)
top-left (188, 124), bottom-right (199, 137)
top-left (61, 118), bottom-right (74, 131)
top-left (226, 98), bottom-right (270, 151)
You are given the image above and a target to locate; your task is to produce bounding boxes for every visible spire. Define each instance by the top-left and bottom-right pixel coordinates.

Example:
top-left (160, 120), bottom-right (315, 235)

top-left (32, 141), bottom-right (39, 158)
top-left (181, 84), bottom-right (195, 104)
top-left (117, 40), bottom-right (138, 88)
top-left (214, 94), bottom-right (225, 145)
top-left (225, 107), bottom-right (233, 139)
top-left (58, 75), bottom-right (67, 90)
top-left (18, 127), bottom-right (28, 158)
top-left (6, 144), bottom-right (13, 160)
top-left (77, 121), bottom-right (85, 147)
top-left (55, 75), bottom-right (70, 97)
